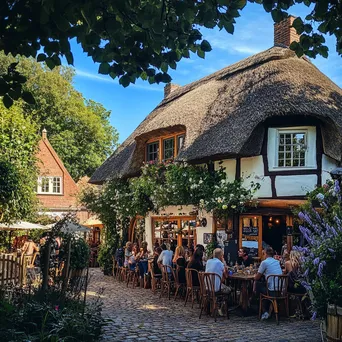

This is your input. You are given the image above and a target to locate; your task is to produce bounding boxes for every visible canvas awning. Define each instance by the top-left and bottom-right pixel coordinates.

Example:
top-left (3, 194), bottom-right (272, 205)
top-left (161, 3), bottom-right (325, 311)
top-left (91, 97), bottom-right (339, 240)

top-left (0, 221), bottom-right (48, 231)
top-left (46, 222), bottom-right (91, 233)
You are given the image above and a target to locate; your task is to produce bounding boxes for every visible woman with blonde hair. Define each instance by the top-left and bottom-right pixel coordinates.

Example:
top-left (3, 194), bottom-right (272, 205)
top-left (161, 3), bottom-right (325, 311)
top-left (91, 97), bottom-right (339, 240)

top-left (285, 250), bottom-right (305, 294)
top-left (284, 250), bottom-right (301, 274)
top-left (173, 245), bottom-right (186, 284)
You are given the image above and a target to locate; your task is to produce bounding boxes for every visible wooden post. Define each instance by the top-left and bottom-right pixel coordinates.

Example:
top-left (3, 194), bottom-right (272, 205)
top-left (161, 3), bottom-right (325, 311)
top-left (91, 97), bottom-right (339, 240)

top-left (82, 266), bottom-right (90, 316)
top-left (62, 238), bottom-right (72, 292)
top-left (286, 215), bottom-right (294, 252)
top-left (41, 240), bottom-right (51, 291)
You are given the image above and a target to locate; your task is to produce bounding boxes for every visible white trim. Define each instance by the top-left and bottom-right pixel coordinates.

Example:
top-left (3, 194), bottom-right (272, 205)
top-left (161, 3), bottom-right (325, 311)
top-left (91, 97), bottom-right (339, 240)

top-left (37, 176), bottom-right (63, 195)
top-left (268, 126), bottom-right (316, 172)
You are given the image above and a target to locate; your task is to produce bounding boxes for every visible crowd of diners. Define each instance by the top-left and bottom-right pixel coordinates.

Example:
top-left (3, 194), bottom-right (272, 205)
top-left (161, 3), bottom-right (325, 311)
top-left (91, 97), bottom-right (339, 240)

top-left (115, 240), bottom-right (306, 320)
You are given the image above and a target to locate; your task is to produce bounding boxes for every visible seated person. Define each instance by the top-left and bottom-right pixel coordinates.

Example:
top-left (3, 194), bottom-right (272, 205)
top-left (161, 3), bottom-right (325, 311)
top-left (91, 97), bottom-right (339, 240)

top-left (187, 248), bottom-right (204, 286)
top-left (205, 248), bottom-right (231, 294)
top-left (157, 243), bottom-right (173, 271)
top-left (138, 241), bottom-right (150, 276)
top-left (152, 247), bottom-right (162, 276)
top-left (284, 250), bottom-right (306, 294)
top-left (254, 246), bottom-right (283, 320)
top-left (22, 237), bottom-right (39, 256)
top-left (173, 246), bottom-right (186, 284)
top-left (238, 247), bottom-right (254, 267)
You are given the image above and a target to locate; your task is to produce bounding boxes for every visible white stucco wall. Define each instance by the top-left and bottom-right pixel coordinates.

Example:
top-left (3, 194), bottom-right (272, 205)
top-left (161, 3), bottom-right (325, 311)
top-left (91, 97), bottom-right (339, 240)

top-left (214, 159), bottom-right (236, 182)
top-left (275, 174), bottom-right (317, 196)
top-left (322, 154), bottom-right (338, 185)
top-left (241, 156), bottom-right (272, 198)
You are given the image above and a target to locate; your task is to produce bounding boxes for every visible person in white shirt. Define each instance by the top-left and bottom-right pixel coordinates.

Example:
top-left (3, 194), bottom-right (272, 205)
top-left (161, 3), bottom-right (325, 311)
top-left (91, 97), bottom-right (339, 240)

top-left (205, 248), bottom-right (231, 293)
top-left (254, 246), bottom-right (283, 320)
top-left (157, 243), bottom-right (173, 271)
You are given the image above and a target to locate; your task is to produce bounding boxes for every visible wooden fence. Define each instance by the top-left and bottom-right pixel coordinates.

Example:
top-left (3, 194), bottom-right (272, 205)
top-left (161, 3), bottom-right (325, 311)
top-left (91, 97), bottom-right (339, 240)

top-left (0, 254), bottom-right (34, 287)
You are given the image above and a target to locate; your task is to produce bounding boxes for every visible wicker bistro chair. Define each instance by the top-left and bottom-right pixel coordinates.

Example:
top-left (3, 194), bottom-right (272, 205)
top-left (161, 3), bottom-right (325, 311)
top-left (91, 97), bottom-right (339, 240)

top-left (199, 272), bottom-right (230, 322)
top-left (184, 268), bottom-right (201, 308)
top-left (159, 265), bottom-right (176, 300)
top-left (259, 274), bottom-right (289, 325)
top-left (174, 265), bottom-right (187, 301)
top-left (148, 260), bottom-right (162, 294)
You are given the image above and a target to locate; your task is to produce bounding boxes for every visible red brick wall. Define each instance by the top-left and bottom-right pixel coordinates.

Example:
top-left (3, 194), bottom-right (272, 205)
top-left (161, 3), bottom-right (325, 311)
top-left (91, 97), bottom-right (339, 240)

top-left (36, 138), bottom-right (78, 210)
top-left (274, 16), bottom-right (300, 47)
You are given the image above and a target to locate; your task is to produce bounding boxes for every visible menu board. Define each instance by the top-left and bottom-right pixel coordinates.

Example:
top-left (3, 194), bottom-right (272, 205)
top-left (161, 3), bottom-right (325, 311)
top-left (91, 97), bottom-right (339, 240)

top-left (242, 226), bottom-right (258, 236)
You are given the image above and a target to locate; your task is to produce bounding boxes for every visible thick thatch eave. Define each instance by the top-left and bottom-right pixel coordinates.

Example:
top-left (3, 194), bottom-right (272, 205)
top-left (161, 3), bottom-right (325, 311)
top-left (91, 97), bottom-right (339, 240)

top-left (90, 46), bottom-right (342, 184)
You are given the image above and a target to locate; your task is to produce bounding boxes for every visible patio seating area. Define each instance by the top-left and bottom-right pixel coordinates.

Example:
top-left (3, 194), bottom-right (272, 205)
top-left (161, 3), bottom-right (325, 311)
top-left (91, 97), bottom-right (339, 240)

top-left (88, 268), bottom-right (321, 342)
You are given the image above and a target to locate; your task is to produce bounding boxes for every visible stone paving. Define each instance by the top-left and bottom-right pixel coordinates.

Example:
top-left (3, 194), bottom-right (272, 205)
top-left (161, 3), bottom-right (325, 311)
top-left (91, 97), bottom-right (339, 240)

top-left (87, 268), bottom-right (321, 342)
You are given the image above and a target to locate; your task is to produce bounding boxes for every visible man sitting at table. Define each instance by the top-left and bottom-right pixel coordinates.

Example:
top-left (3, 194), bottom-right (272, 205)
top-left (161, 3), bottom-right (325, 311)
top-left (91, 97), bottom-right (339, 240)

top-left (157, 243), bottom-right (173, 271)
top-left (205, 248), bottom-right (231, 294)
top-left (254, 246), bottom-right (282, 320)
top-left (206, 248), bottom-right (231, 316)
top-left (238, 247), bottom-right (254, 267)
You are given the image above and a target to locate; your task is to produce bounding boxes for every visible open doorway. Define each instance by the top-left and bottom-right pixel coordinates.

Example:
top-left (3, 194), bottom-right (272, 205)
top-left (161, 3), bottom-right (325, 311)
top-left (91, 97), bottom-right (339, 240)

top-left (262, 215), bottom-right (287, 255)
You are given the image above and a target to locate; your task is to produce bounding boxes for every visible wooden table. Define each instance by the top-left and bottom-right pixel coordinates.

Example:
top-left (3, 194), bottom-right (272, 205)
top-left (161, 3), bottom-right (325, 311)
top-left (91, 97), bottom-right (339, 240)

top-left (228, 273), bottom-right (255, 314)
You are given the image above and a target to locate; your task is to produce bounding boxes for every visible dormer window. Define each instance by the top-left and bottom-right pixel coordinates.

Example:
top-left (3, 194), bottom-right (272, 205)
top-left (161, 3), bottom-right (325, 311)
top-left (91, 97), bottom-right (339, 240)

top-left (146, 141), bottom-right (159, 162)
top-left (267, 126), bottom-right (316, 171)
top-left (37, 176), bottom-right (63, 194)
top-left (146, 132), bottom-right (185, 162)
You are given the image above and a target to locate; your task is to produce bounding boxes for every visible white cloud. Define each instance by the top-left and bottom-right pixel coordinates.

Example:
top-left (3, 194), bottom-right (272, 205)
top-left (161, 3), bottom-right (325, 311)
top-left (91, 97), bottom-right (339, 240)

top-left (75, 69), bottom-right (163, 92)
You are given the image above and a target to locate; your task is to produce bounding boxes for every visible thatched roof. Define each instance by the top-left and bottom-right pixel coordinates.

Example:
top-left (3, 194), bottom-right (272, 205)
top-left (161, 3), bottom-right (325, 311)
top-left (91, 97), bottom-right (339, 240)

top-left (90, 46), bottom-right (342, 184)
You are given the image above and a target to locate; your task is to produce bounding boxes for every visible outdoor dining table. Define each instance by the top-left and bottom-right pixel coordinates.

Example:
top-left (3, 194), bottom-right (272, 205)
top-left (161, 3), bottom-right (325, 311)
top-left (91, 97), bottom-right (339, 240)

top-left (228, 273), bottom-right (255, 314)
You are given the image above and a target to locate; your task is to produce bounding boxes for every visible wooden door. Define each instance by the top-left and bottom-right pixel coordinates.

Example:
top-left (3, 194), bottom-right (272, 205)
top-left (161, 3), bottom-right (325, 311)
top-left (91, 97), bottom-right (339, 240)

top-left (239, 215), bottom-right (263, 258)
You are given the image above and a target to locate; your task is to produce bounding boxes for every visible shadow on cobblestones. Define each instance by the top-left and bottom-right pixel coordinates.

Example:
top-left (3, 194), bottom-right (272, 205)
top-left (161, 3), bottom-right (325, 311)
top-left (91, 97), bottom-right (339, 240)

top-left (87, 269), bottom-right (320, 342)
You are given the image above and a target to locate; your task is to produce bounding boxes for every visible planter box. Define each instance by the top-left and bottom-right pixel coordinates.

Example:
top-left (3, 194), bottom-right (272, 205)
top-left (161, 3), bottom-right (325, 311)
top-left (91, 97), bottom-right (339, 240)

top-left (327, 304), bottom-right (342, 342)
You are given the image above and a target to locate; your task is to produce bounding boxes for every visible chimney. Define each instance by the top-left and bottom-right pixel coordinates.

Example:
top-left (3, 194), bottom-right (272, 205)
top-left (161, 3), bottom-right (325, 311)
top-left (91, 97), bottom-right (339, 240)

top-left (42, 128), bottom-right (47, 140)
top-left (274, 15), bottom-right (300, 47)
top-left (164, 83), bottom-right (180, 98)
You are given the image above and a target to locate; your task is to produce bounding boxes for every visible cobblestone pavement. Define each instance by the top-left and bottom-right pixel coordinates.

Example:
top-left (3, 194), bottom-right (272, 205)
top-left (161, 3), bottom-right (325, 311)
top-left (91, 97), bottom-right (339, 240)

top-left (87, 269), bottom-right (321, 342)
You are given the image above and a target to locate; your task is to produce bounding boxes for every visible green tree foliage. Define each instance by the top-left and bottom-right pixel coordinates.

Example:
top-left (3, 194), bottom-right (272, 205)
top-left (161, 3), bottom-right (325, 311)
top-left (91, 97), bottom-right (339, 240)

top-left (0, 53), bottom-right (118, 180)
top-left (0, 104), bottom-right (38, 223)
top-left (0, 0), bottom-right (339, 107)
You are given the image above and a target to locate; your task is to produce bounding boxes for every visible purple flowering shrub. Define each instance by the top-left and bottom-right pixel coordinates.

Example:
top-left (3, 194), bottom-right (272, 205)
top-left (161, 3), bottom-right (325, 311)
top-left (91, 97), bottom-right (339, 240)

top-left (295, 180), bottom-right (342, 318)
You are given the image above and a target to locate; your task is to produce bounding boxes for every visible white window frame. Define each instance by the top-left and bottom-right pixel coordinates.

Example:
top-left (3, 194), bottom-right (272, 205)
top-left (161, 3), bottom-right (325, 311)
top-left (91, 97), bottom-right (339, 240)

top-left (37, 176), bottom-right (63, 194)
top-left (267, 126), bottom-right (317, 172)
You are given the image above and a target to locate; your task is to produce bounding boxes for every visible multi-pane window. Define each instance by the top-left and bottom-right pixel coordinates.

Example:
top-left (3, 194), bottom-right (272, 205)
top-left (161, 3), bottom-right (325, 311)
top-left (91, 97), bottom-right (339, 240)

top-left (41, 177), bottom-right (50, 193)
top-left (146, 141), bottom-right (159, 162)
top-left (146, 132), bottom-right (185, 162)
top-left (163, 138), bottom-right (174, 160)
top-left (278, 131), bottom-right (306, 167)
top-left (53, 177), bottom-right (61, 193)
top-left (37, 176), bottom-right (62, 194)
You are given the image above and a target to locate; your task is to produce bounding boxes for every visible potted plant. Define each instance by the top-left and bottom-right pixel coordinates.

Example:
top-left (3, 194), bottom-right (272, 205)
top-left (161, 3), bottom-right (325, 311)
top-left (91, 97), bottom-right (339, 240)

top-left (295, 180), bottom-right (342, 340)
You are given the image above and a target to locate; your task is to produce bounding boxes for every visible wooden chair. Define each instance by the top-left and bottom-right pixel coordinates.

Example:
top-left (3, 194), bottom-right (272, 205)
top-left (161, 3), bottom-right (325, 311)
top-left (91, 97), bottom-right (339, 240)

top-left (288, 291), bottom-right (309, 319)
top-left (149, 260), bottom-right (161, 294)
top-left (184, 268), bottom-right (200, 308)
top-left (259, 275), bottom-right (289, 324)
top-left (174, 265), bottom-right (186, 301)
top-left (159, 265), bottom-right (175, 300)
top-left (199, 272), bottom-right (230, 322)
top-left (126, 265), bottom-right (139, 288)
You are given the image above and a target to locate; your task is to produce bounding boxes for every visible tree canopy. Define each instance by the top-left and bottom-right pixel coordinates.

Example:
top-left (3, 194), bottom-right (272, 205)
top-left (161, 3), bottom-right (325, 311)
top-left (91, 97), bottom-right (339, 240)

top-left (0, 0), bottom-right (340, 106)
top-left (0, 53), bottom-right (118, 181)
top-left (0, 104), bottom-right (38, 223)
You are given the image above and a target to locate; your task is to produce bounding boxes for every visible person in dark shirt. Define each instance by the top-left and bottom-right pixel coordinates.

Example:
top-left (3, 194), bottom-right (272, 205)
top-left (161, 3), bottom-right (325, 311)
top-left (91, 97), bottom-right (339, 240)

top-left (152, 247), bottom-right (162, 275)
top-left (238, 247), bottom-right (254, 267)
top-left (187, 249), bottom-right (204, 286)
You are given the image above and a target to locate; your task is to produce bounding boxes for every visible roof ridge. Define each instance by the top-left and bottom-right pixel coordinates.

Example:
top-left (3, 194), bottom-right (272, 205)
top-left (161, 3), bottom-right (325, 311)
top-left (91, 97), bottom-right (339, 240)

top-left (157, 46), bottom-right (299, 109)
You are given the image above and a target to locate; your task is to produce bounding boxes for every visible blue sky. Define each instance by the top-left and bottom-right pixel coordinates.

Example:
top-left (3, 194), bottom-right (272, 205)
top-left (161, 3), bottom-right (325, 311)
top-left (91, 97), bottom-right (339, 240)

top-left (70, 3), bottom-right (342, 144)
